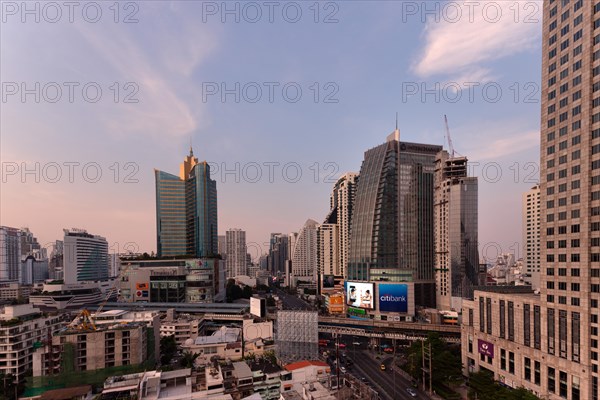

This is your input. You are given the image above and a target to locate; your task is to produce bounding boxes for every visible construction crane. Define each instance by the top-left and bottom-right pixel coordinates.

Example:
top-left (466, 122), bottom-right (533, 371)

top-left (67, 261), bottom-right (132, 331)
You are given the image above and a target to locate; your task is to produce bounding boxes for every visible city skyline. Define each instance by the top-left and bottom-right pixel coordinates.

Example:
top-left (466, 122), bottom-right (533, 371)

top-left (3, 2), bottom-right (543, 261)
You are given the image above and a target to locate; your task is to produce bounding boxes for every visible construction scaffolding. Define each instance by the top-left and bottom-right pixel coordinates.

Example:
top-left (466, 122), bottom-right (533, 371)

top-left (275, 310), bottom-right (318, 364)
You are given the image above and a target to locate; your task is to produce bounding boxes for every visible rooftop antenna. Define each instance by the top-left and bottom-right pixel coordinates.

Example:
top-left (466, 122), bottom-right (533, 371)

top-left (444, 115), bottom-right (457, 158)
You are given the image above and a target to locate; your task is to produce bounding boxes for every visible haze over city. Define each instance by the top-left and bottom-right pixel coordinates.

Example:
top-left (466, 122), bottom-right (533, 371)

top-left (2, 1), bottom-right (542, 258)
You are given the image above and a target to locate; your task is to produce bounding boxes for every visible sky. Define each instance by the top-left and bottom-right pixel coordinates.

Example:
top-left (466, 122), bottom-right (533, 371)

top-left (1, 0), bottom-right (543, 263)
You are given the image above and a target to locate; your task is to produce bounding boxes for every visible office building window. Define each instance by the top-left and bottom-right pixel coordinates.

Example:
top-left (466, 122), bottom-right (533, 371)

top-left (548, 308), bottom-right (556, 355)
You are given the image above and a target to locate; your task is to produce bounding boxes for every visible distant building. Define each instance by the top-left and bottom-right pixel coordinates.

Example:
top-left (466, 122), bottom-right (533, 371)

top-left (0, 282), bottom-right (31, 302)
top-left (268, 234), bottom-right (289, 277)
top-left (522, 184), bottom-right (541, 289)
top-left (62, 229), bottom-right (109, 284)
top-left (20, 255), bottom-right (49, 285)
top-left (225, 229), bottom-right (247, 278)
top-left (290, 220), bottom-right (318, 284)
top-left (118, 258), bottom-right (222, 304)
top-left (0, 226), bottom-right (21, 281)
top-left (155, 148), bottom-right (218, 258)
top-left (434, 151), bottom-right (479, 311)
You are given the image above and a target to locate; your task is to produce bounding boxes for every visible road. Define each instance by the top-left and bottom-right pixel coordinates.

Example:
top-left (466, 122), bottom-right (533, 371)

top-left (350, 350), bottom-right (428, 400)
top-left (274, 288), bottom-right (314, 310)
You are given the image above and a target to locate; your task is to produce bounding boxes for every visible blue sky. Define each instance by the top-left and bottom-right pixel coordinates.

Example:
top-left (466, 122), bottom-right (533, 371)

top-left (1, 1), bottom-right (542, 262)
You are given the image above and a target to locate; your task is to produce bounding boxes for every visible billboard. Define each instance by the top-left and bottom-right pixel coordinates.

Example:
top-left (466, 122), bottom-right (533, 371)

top-left (378, 284), bottom-right (408, 313)
top-left (328, 293), bottom-right (344, 314)
top-left (345, 281), bottom-right (374, 309)
top-left (347, 306), bottom-right (369, 320)
top-left (323, 275), bottom-right (336, 288)
top-left (250, 296), bottom-right (266, 318)
top-left (478, 339), bottom-right (494, 358)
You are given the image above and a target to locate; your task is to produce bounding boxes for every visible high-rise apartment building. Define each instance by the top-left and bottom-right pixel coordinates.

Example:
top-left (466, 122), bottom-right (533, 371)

top-left (434, 152), bottom-right (478, 311)
top-left (155, 148), bottom-right (218, 257)
top-left (226, 229), bottom-right (247, 278)
top-left (0, 226), bottom-right (21, 281)
top-left (268, 233), bottom-right (289, 277)
top-left (348, 129), bottom-right (441, 307)
top-left (63, 229), bottom-right (109, 284)
top-left (523, 185), bottom-right (541, 288)
top-left (317, 173), bottom-right (358, 279)
top-left (291, 219), bottom-right (318, 282)
top-left (317, 223), bottom-right (339, 276)
top-left (462, 1), bottom-right (600, 398)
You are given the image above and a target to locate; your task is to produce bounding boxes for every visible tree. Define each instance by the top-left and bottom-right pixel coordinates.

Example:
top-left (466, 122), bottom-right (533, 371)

top-left (241, 285), bottom-right (253, 299)
top-left (180, 351), bottom-right (199, 368)
top-left (160, 335), bottom-right (177, 365)
top-left (468, 370), bottom-right (540, 400)
top-left (403, 333), bottom-right (462, 386)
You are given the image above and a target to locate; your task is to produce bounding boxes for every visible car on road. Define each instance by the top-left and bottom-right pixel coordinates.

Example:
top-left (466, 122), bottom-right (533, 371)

top-left (339, 366), bottom-right (347, 373)
top-left (406, 388), bottom-right (418, 397)
top-left (352, 341), bottom-right (361, 346)
top-left (380, 363), bottom-right (386, 371)
top-left (337, 343), bottom-right (346, 349)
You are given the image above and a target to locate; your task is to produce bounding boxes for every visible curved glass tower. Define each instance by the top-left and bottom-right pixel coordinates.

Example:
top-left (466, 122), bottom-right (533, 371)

top-left (348, 130), bottom-right (441, 307)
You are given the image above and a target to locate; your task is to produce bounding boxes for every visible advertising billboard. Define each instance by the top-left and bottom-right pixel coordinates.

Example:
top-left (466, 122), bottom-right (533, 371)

top-left (250, 296), bottom-right (266, 318)
top-left (328, 293), bottom-right (344, 314)
top-left (378, 284), bottom-right (408, 313)
top-left (347, 306), bottom-right (369, 320)
top-left (478, 339), bottom-right (494, 358)
top-left (323, 275), bottom-right (336, 288)
top-left (345, 281), bottom-right (374, 309)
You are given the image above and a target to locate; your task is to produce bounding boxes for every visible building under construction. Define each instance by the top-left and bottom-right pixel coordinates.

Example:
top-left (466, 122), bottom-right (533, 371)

top-left (275, 310), bottom-right (318, 364)
top-left (33, 321), bottom-right (148, 376)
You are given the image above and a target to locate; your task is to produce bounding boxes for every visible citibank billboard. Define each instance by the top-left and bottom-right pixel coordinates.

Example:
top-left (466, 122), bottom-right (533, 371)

top-left (378, 284), bottom-right (408, 313)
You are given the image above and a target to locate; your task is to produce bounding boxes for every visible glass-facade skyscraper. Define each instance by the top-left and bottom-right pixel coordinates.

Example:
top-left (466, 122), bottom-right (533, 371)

top-left (155, 148), bottom-right (218, 257)
top-left (348, 129), bottom-right (441, 307)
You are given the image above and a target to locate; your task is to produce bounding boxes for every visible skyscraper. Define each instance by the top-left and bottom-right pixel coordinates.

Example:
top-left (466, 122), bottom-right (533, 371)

top-left (348, 129), bottom-right (441, 307)
top-left (63, 229), bottom-right (109, 284)
top-left (317, 173), bottom-right (358, 279)
top-left (291, 219), bottom-right (319, 282)
top-left (225, 229), bottom-right (247, 278)
top-left (155, 148), bottom-right (218, 257)
top-left (317, 223), bottom-right (339, 276)
top-left (523, 184), bottom-right (541, 288)
top-left (268, 233), bottom-right (289, 277)
top-left (0, 226), bottom-right (21, 281)
top-left (461, 1), bottom-right (600, 398)
top-left (434, 152), bottom-right (478, 311)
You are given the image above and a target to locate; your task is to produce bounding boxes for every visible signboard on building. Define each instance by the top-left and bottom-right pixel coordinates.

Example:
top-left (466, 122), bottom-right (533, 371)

top-left (250, 296), bottom-right (266, 318)
top-left (378, 284), bottom-right (408, 313)
top-left (478, 339), bottom-right (494, 358)
top-left (345, 281), bottom-right (374, 309)
top-left (323, 275), bottom-right (336, 288)
top-left (136, 282), bottom-right (149, 290)
top-left (328, 293), bottom-right (344, 314)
